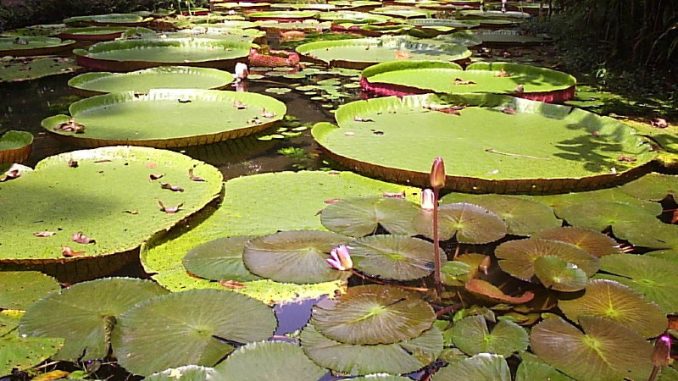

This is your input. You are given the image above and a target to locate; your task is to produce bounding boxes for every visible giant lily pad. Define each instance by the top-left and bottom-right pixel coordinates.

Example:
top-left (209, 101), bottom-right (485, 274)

top-left (320, 196), bottom-right (419, 237)
top-left (214, 341), bottom-right (326, 380)
top-left (141, 171), bottom-right (417, 302)
top-left (369, 6), bottom-right (430, 18)
top-left (301, 323), bottom-right (442, 375)
top-left (243, 230), bottom-right (350, 284)
top-left (313, 94), bottom-right (655, 193)
top-left (530, 316), bottom-right (653, 381)
top-left (113, 289), bottom-right (276, 376)
top-left (19, 278), bottom-right (168, 360)
top-left (349, 235), bottom-right (436, 280)
top-left (533, 227), bottom-right (620, 257)
top-left (361, 61), bottom-right (576, 102)
top-left (63, 13), bottom-right (150, 27)
top-left (183, 236), bottom-right (259, 282)
top-left (0, 56), bottom-right (79, 83)
top-left (57, 26), bottom-right (133, 41)
top-left (42, 89), bottom-right (285, 148)
top-left (73, 38), bottom-right (251, 72)
top-left (296, 37), bottom-right (471, 69)
top-left (0, 271), bottom-right (59, 310)
top-left (247, 11), bottom-right (319, 21)
top-left (495, 238), bottom-right (599, 281)
top-left (451, 315), bottom-right (529, 356)
top-left (319, 11), bottom-right (391, 24)
top-left (432, 353), bottom-right (511, 381)
top-left (68, 66), bottom-right (234, 94)
top-left (558, 279), bottom-right (666, 337)
top-left (0, 146), bottom-right (222, 281)
top-left (473, 29), bottom-right (551, 46)
top-left (0, 36), bottom-right (75, 56)
top-left (311, 285), bottom-right (435, 345)
top-left (596, 254), bottom-right (678, 313)
top-left (0, 130), bottom-right (33, 164)
top-left (1, 312), bottom-right (63, 376)
top-left (415, 202), bottom-right (507, 243)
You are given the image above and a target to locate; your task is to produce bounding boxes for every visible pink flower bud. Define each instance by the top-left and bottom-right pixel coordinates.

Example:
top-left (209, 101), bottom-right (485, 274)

top-left (652, 334), bottom-right (672, 367)
top-left (326, 244), bottom-right (353, 271)
top-left (235, 62), bottom-right (249, 81)
top-left (420, 188), bottom-right (435, 210)
top-left (430, 157), bottom-right (446, 189)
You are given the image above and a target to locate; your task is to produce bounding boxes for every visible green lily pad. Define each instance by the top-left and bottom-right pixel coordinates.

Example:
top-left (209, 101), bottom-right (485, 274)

top-left (68, 66), bottom-right (234, 94)
top-left (558, 279), bottom-right (666, 338)
top-left (362, 61), bottom-right (575, 100)
top-left (318, 11), bottom-right (391, 23)
top-left (296, 37), bottom-right (471, 69)
top-left (533, 256), bottom-right (588, 292)
top-left (646, 250), bottom-right (678, 262)
top-left (20, 278), bottom-right (167, 361)
top-left (441, 194), bottom-right (561, 236)
top-left (370, 6), bottom-right (430, 18)
top-left (141, 171), bottom-right (417, 303)
top-left (496, 238), bottom-right (599, 281)
top-left (57, 26), bottom-right (132, 41)
top-left (441, 260), bottom-right (473, 286)
top-left (431, 353), bottom-right (511, 381)
top-left (349, 235), bottom-right (436, 280)
top-left (113, 289), bottom-right (276, 376)
top-left (619, 173), bottom-right (678, 201)
top-left (73, 38), bottom-right (251, 71)
top-left (530, 316), bottom-right (653, 381)
top-left (516, 358), bottom-right (574, 381)
top-left (313, 93), bottom-right (655, 193)
top-left (451, 315), bottom-right (528, 356)
top-left (320, 196), bottom-right (419, 237)
top-left (42, 89), bottom-right (285, 148)
top-left (63, 13), bottom-right (148, 26)
top-left (214, 341), bottom-right (325, 380)
top-left (1, 312), bottom-right (63, 376)
top-left (595, 254), bottom-right (678, 313)
top-left (0, 147), bottom-right (222, 280)
top-left (0, 130), bottom-right (33, 164)
top-left (182, 236), bottom-right (259, 282)
top-left (0, 271), bottom-right (59, 310)
top-left (529, 186), bottom-right (663, 217)
top-left (311, 285), bottom-right (435, 345)
top-left (0, 36), bottom-right (75, 56)
top-left (0, 56), bottom-right (79, 83)
top-left (533, 227), bottom-right (620, 257)
top-left (243, 230), bottom-right (349, 284)
top-left (145, 366), bottom-right (221, 381)
top-left (248, 11), bottom-right (319, 20)
top-left (415, 203), bottom-right (507, 244)
top-left (557, 200), bottom-right (661, 232)
top-left (301, 323), bottom-right (442, 375)
top-left (612, 220), bottom-right (678, 250)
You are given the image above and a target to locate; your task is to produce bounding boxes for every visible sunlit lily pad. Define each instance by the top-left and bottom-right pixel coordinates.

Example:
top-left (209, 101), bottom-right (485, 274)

top-left (431, 353), bottom-right (511, 381)
top-left (515, 358), bottom-right (574, 381)
top-left (612, 220), bottom-right (678, 249)
top-left (113, 289), bottom-right (276, 376)
top-left (311, 285), bottom-right (435, 344)
top-left (530, 316), bottom-right (653, 381)
top-left (416, 203), bottom-right (507, 243)
top-left (0, 271), bottom-right (59, 310)
top-left (558, 279), bottom-right (666, 337)
top-left (533, 256), bottom-right (588, 292)
top-left (248, 11), bottom-right (319, 21)
top-left (320, 196), bottom-right (419, 237)
top-left (557, 200), bottom-right (661, 232)
top-left (0, 130), bottom-right (33, 164)
top-left (145, 365), bottom-right (221, 381)
top-left (619, 173), bottom-right (678, 201)
top-left (0, 312), bottom-right (63, 376)
top-left (0, 36), bottom-right (75, 56)
top-left (349, 235), bottom-right (436, 280)
top-left (57, 26), bottom-right (132, 41)
top-left (301, 323), bottom-right (442, 375)
top-left (20, 278), bottom-right (167, 361)
top-left (63, 13), bottom-right (148, 27)
top-left (0, 56), bottom-right (79, 83)
top-left (451, 315), bottom-right (528, 356)
top-left (595, 254), bottom-right (678, 313)
top-left (533, 227), bottom-right (620, 257)
top-left (214, 341), bottom-right (325, 380)
top-left (182, 236), bottom-right (260, 282)
top-left (243, 230), bottom-right (349, 284)
top-left (496, 238), bottom-right (599, 281)
top-left (441, 194), bottom-right (560, 236)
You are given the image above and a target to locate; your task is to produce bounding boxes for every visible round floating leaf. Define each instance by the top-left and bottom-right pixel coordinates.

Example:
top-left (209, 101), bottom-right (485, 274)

top-left (416, 203), bottom-right (507, 244)
top-left (464, 279), bottom-right (535, 304)
top-left (301, 324), bottom-right (442, 375)
top-left (20, 278), bottom-right (167, 361)
top-left (0, 314), bottom-right (63, 375)
top-left (0, 271), bottom-right (60, 310)
top-left (620, 173), bottom-right (677, 201)
top-left (496, 238), bottom-right (599, 281)
top-left (350, 235), bottom-right (436, 280)
top-left (311, 285), bottom-right (435, 345)
top-left (441, 194), bottom-right (561, 236)
top-left (533, 256), bottom-right (588, 292)
top-left (533, 227), bottom-right (620, 257)
top-left (0, 35), bottom-right (75, 56)
top-left (0, 56), bottom-right (79, 83)
top-left (515, 359), bottom-right (574, 381)
top-left (431, 353), bottom-right (511, 381)
top-left (596, 254), bottom-right (678, 313)
top-left (243, 230), bottom-right (349, 284)
top-left (530, 316), bottom-right (653, 381)
top-left (145, 366), bottom-right (221, 381)
top-left (441, 260), bottom-right (472, 286)
top-left (214, 341), bottom-right (325, 381)
top-left (559, 279), bottom-right (666, 338)
top-left (451, 315), bottom-right (529, 356)
top-left (113, 289), bottom-right (277, 376)
top-left (320, 197), bottom-right (419, 237)
top-left (182, 236), bottom-right (259, 282)
top-left (557, 200), bottom-right (660, 231)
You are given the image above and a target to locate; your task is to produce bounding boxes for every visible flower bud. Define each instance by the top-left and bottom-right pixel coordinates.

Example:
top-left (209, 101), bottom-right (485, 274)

top-left (652, 334), bottom-right (672, 367)
top-left (430, 157), bottom-right (446, 189)
top-left (235, 62), bottom-right (249, 81)
top-left (420, 189), bottom-right (435, 211)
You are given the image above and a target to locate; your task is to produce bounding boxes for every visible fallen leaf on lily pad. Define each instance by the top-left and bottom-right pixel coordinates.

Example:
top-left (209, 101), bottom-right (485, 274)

top-left (465, 279), bottom-right (534, 304)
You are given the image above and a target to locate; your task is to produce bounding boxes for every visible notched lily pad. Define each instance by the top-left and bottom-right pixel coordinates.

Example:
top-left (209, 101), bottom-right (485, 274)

top-left (533, 256), bottom-right (588, 292)
top-left (320, 196), bottom-right (419, 237)
top-left (619, 172), bottom-right (677, 201)
top-left (182, 236), bottom-right (260, 282)
top-left (349, 234), bottom-right (437, 280)
top-left (533, 226), bottom-right (620, 257)
top-left (451, 315), bottom-right (529, 356)
top-left (431, 353), bottom-right (511, 381)
top-left (0, 271), bottom-right (60, 310)
top-left (416, 202), bottom-right (507, 244)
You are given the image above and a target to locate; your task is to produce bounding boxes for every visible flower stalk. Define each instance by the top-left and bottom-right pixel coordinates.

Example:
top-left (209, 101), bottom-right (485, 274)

top-left (430, 157), bottom-right (446, 296)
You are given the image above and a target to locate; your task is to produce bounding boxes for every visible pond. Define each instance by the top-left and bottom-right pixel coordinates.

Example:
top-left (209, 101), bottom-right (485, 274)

top-left (0, 5), bottom-right (676, 381)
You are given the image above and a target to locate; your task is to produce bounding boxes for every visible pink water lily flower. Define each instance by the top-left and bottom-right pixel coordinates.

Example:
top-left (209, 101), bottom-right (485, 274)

top-left (327, 244), bottom-right (353, 271)
top-left (420, 189), bottom-right (435, 211)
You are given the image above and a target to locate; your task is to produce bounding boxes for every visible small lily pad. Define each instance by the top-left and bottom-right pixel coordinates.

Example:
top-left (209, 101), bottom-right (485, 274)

top-left (416, 203), bottom-right (507, 244)
top-left (320, 196), bottom-right (419, 237)
top-left (533, 227), bottom-right (620, 257)
top-left (515, 359), bottom-right (574, 381)
top-left (558, 279), bottom-right (666, 338)
top-left (349, 235), bottom-right (437, 280)
top-left (311, 285), bottom-right (436, 345)
top-left (431, 353), bottom-right (511, 381)
top-left (0, 271), bottom-right (60, 310)
top-left (533, 256), bottom-right (588, 292)
top-left (265, 87), bottom-right (292, 95)
top-left (182, 236), bottom-right (260, 282)
top-left (145, 366), bottom-right (221, 381)
top-left (1, 313), bottom-right (64, 375)
top-left (243, 230), bottom-right (350, 284)
top-left (451, 315), bottom-right (529, 356)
